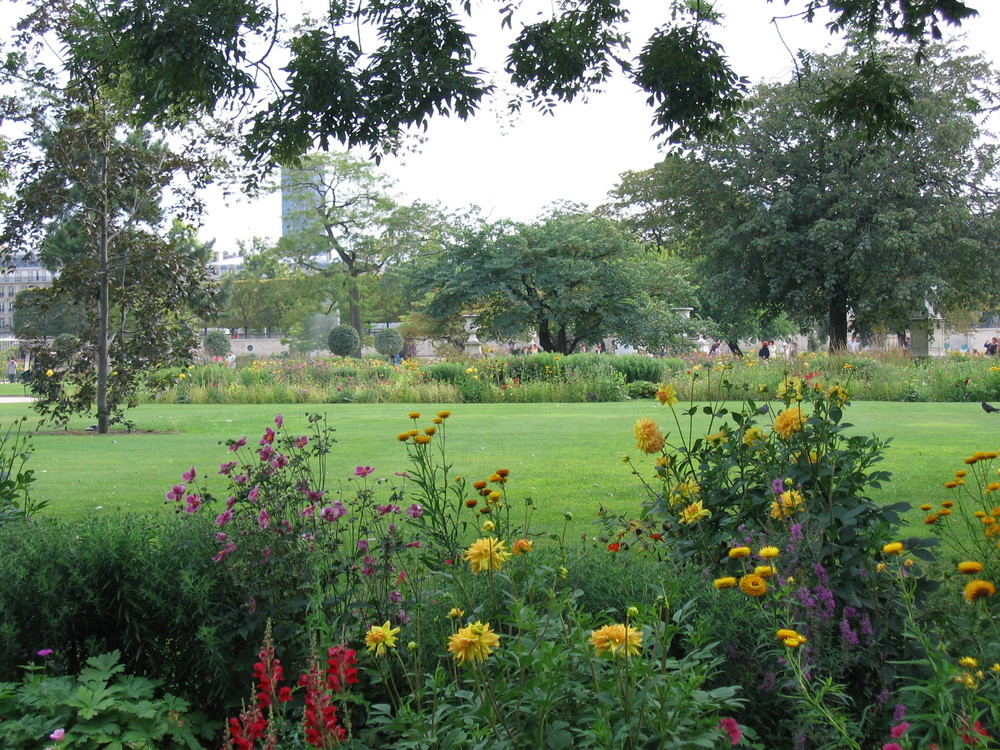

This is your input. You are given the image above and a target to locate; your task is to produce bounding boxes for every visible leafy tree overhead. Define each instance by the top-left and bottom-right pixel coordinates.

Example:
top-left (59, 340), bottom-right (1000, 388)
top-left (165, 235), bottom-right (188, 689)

top-left (414, 209), bottom-right (701, 355)
top-left (607, 44), bottom-right (1000, 351)
top-left (34, 0), bottom-right (981, 166)
top-left (11, 287), bottom-right (84, 339)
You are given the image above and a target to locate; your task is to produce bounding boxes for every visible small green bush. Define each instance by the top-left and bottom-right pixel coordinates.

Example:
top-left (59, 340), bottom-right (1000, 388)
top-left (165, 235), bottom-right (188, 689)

top-left (373, 328), bottom-right (404, 358)
top-left (625, 380), bottom-right (659, 399)
top-left (327, 325), bottom-right (360, 357)
top-left (426, 362), bottom-right (465, 383)
top-left (609, 354), bottom-right (666, 383)
top-left (203, 330), bottom-right (232, 358)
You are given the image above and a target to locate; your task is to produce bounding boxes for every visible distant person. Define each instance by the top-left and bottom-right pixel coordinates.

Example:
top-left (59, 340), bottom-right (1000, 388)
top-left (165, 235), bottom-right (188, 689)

top-left (709, 339), bottom-right (721, 356)
top-left (758, 341), bottom-right (771, 360)
top-left (987, 338), bottom-right (1000, 356)
top-left (226, 352), bottom-right (236, 368)
top-left (6, 358), bottom-right (17, 383)
top-left (847, 335), bottom-right (859, 353)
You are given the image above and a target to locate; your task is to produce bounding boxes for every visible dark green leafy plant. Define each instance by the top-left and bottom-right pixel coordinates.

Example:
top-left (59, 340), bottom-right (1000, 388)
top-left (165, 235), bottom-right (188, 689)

top-left (327, 324), bottom-right (360, 357)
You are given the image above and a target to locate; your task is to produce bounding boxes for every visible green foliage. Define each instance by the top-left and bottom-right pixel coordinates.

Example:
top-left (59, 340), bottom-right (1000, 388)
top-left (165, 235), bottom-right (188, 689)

top-left (425, 362), bottom-right (464, 383)
top-left (0, 651), bottom-right (210, 749)
top-left (203, 330), bottom-right (232, 358)
top-left (326, 324), bottom-right (360, 357)
top-left (0, 516), bottom-right (252, 715)
top-left (373, 327), bottom-right (404, 358)
top-left (0, 418), bottom-right (43, 523)
top-left (609, 354), bottom-right (667, 383)
top-left (11, 287), bottom-right (83, 339)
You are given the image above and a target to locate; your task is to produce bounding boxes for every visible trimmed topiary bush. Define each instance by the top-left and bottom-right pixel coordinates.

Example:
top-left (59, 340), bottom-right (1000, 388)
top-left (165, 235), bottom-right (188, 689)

top-left (327, 325), bottom-right (360, 357)
top-left (373, 328), bottom-right (404, 360)
top-left (203, 330), bottom-right (231, 358)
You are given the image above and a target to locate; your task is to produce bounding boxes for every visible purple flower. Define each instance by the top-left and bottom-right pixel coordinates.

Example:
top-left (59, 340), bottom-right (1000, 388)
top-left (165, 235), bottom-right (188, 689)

top-left (300, 504), bottom-right (316, 517)
top-left (229, 436), bottom-right (247, 451)
top-left (233, 474), bottom-right (249, 486)
top-left (358, 539), bottom-right (369, 552)
top-left (216, 532), bottom-right (228, 541)
top-left (388, 590), bottom-right (403, 603)
top-left (258, 509), bottom-right (270, 529)
top-left (274, 414), bottom-right (283, 428)
top-left (184, 494), bottom-right (201, 514)
top-left (218, 461), bottom-right (237, 475)
top-left (394, 472), bottom-right (410, 478)
top-left (165, 484), bottom-right (185, 502)
top-left (892, 702), bottom-right (906, 721)
top-left (225, 496), bottom-right (237, 508)
top-left (248, 485), bottom-right (260, 502)
top-left (377, 504), bottom-right (401, 516)
top-left (355, 465), bottom-right (374, 477)
top-left (295, 435), bottom-right (308, 448)
top-left (272, 454), bottom-right (289, 469)
top-left (771, 477), bottom-right (785, 495)
top-left (320, 502), bottom-right (347, 522)
top-left (839, 619), bottom-right (859, 649)
top-left (182, 466), bottom-right (197, 482)
top-left (215, 509), bottom-right (233, 526)
top-left (406, 503), bottom-right (424, 518)
top-left (260, 427), bottom-right (275, 445)
top-left (259, 444), bottom-right (275, 461)
top-left (36, 648), bottom-right (53, 657)
top-left (49, 728), bottom-right (65, 742)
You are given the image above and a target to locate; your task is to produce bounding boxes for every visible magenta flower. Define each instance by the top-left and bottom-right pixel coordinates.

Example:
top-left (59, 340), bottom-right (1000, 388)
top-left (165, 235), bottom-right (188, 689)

top-left (212, 542), bottom-right (237, 563)
top-left (272, 454), bottom-right (289, 469)
top-left (355, 465), bottom-right (374, 478)
top-left (305, 489), bottom-right (326, 503)
top-left (406, 503), bottom-right (424, 519)
top-left (260, 427), bottom-right (275, 445)
top-left (165, 484), bottom-right (185, 502)
top-left (259, 444), bottom-right (275, 461)
top-left (233, 474), bottom-right (249, 486)
top-left (229, 436), bottom-right (247, 451)
top-left (294, 436), bottom-right (308, 448)
top-left (225, 495), bottom-right (237, 508)
top-left (300, 505), bottom-right (316, 517)
top-left (182, 466), bottom-right (196, 482)
top-left (36, 648), bottom-right (53, 657)
top-left (405, 540), bottom-right (422, 548)
top-left (215, 532), bottom-right (228, 541)
top-left (890, 723), bottom-right (910, 739)
top-left (258, 508), bottom-right (270, 529)
top-left (718, 717), bottom-right (742, 745)
top-left (49, 728), bottom-right (65, 742)
top-left (215, 509), bottom-right (233, 526)
top-left (274, 414), bottom-right (283, 428)
top-left (377, 504), bottom-right (401, 516)
top-left (358, 538), bottom-right (369, 552)
top-left (320, 502), bottom-right (347, 522)
top-left (882, 743), bottom-right (902, 750)
top-left (218, 461), bottom-right (237, 475)
top-left (388, 590), bottom-right (403, 603)
top-left (184, 494), bottom-right (202, 514)
top-left (248, 484), bottom-right (260, 502)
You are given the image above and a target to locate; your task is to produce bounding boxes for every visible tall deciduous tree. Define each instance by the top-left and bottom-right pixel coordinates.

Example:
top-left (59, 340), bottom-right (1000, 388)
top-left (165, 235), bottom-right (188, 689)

top-left (414, 208), bottom-right (700, 354)
top-left (35, 0), bottom-right (981, 165)
top-left (277, 152), bottom-right (446, 350)
top-left (607, 44), bottom-right (1000, 350)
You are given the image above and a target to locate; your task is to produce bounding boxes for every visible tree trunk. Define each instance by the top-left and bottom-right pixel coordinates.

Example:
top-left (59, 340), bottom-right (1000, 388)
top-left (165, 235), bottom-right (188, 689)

top-left (828, 290), bottom-right (849, 352)
top-left (96, 140), bottom-right (111, 435)
top-left (349, 268), bottom-right (363, 358)
top-left (726, 340), bottom-right (743, 357)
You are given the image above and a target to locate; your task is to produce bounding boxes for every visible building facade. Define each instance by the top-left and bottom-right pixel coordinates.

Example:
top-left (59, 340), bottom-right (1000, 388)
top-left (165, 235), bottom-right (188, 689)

top-left (0, 258), bottom-right (55, 338)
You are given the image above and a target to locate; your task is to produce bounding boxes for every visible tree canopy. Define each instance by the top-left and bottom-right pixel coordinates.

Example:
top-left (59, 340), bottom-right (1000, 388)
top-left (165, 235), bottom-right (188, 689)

top-left (18, 0), bottom-right (982, 166)
top-left (606, 44), bottom-right (1000, 350)
top-left (413, 209), bottom-right (700, 354)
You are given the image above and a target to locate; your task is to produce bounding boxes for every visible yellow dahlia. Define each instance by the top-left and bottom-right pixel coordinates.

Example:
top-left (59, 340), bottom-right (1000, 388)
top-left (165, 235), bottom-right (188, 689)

top-left (739, 574), bottom-right (768, 597)
top-left (633, 418), bottom-right (665, 454)
top-left (743, 426), bottom-right (766, 446)
top-left (462, 537), bottom-right (512, 574)
top-left (770, 490), bottom-right (805, 520)
top-left (773, 407), bottom-right (806, 440)
top-left (590, 623), bottom-right (642, 658)
top-left (882, 542), bottom-right (904, 556)
top-left (776, 376), bottom-right (803, 402)
top-left (512, 538), bottom-right (532, 555)
top-left (958, 561), bottom-right (983, 575)
top-left (713, 577), bottom-right (737, 589)
top-left (656, 383), bottom-right (679, 407)
top-left (365, 621), bottom-right (400, 657)
top-left (448, 621), bottom-right (500, 663)
top-left (669, 479), bottom-right (701, 506)
top-left (678, 500), bottom-right (711, 524)
top-left (964, 579), bottom-right (996, 603)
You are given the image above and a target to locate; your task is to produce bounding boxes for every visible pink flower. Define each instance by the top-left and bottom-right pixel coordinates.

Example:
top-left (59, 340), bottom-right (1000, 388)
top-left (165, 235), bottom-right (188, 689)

top-left (891, 722), bottom-right (910, 739)
top-left (218, 461), bottom-right (237, 475)
top-left (882, 743), bottom-right (902, 750)
top-left (258, 509), bottom-right (270, 529)
top-left (355, 465), bottom-right (374, 477)
top-left (274, 414), bottom-right (283, 428)
top-left (300, 505), bottom-right (316, 517)
top-left (259, 444), bottom-right (275, 461)
top-left (718, 717), bottom-right (742, 746)
top-left (320, 502), bottom-right (347, 522)
top-left (272, 454), bottom-right (289, 469)
top-left (229, 436), bottom-right (247, 451)
top-left (36, 648), bottom-right (53, 657)
top-left (406, 503), bottom-right (424, 518)
top-left (215, 510), bottom-right (233, 526)
top-left (260, 427), bottom-right (275, 445)
top-left (213, 542), bottom-right (237, 562)
top-left (248, 485), bottom-right (260, 502)
top-left (184, 494), bottom-right (202, 514)
top-left (49, 728), bottom-right (65, 741)
top-left (182, 466), bottom-right (196, 482)
top-left (358, 539), bottom-right (369, 552)
top-left (294, 436), bottom-right (308, 448)
top-left (165, 484), bottom-right (185, 502)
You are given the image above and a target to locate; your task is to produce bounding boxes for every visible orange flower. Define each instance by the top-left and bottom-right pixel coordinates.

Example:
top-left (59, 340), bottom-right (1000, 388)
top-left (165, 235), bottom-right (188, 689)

top-left (773, 407), bottom-right (806, 440)
top-left (739, 574), bottom-right (767, 597)
top-left (964, 580), bottom-right (996, 603)
top-left (633, 418), bottom-right (664, 454)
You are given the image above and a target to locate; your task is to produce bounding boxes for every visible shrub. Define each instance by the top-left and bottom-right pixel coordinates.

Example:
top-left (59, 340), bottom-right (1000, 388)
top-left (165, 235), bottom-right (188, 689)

top-left (327, 325), bottom-right (360, 357)
top-left (425, 362), bottom-right (465, 383)
top-left (610, 354), bottom-right (666, 383)
top-left (625, 380), bottom-right (659, 399)
top-left (203, 330), bottom-right (232, 358)
top-left (373, 328), bottom-right (404, 359)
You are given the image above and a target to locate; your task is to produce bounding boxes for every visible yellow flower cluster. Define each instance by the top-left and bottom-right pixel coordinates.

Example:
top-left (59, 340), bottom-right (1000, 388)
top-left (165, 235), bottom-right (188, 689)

top-left (590, 623), bottom-right (643, 658)
top-left (776, 628), bottom-right (808, 648)
top-left (770, 489), bottom-right (805, 520)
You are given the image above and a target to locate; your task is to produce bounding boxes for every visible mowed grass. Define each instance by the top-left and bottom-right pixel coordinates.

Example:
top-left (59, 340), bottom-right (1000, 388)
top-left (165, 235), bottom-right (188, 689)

top-left (0, 400), bottom-right (995, 538)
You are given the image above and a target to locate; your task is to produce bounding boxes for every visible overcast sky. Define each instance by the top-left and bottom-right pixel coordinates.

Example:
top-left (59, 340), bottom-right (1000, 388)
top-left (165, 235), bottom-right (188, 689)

top-left (82, 1), bottom-right (1000, 254)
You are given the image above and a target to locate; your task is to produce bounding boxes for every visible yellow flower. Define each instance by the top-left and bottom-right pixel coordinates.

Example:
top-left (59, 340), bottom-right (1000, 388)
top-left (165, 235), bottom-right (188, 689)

top-left (827, 385), bottom-right (850, 406)
top-left (919, 504), bottom-right (933, 511)
top-left (959, 656), bottom-right (980, 668)
top-left (958, 561), bottom-right (984, 575)
top-left (512, 538), bottom-right (532, 555)
top-left (944, 481), bottom-right (960, 489)
top-left (678, 500), bottom-right (711, 524)
top-left (705, 429), bottom-right (727, 447)
top-left (656, 383), bottom-right (679, 407)
top-left (413, 435), bottom-right (431, 445)
top-left (448, 621), bottom-right (500, 663)
top-left (46, 369), bottom-right (54, 377)
top-left (739, 574), bottom-right (768, 597)
top-left (433, 417), bottom-right (444, 424)
top-left (481, 520), bottom-right (495, 532)
top-left (776, 629), bottom-right (798, 640)
top-left (776, 629), bottom-right (807, 648)
top-left (882, 542), bottom-right (904, 556)
top-left (713, 576), bottom-right (737, 589)
top-left (407, 411), bottom-right (421, 419)
top-left (956, 470), bottom-right (969, 478)
top-left (758, 546), bottom-right (780, 560)
top-left (773, 407), bottom-right (806, 440)
top-left (669, 479), bottom-right (701, 506)
top-left (728, 547), bottom-right (751, 559)
top-left (396, 433), bottom-right (410, 442)
top-left (437, 410), bottom-right (451, 419)
top-left (462, 537), bottom-right (512, 574)
top-left (743, 426), bottom-right (766, 446)
top-left (424, 427), bottom-right (437, 436)
top-left (876, 562), bottom-right (887, 573)
top-left (590, 623), bottom-right (642, 658)
top-left (964, 579), bottom-right (997, 603)
top-left (987, 483), bottom-right (1000, 494)
top-left (776, 376), bottom-right (803, 402)
top-left (770, 490), bottom-right (805, 520)
top-left (365, 621), bottom-right (400, 657)
top-left (446, 607), bottom-right (465, 619)
top-left (754, 565), bottom-right (776, 578)
top-left (633, 418), bottom-right (664, 454)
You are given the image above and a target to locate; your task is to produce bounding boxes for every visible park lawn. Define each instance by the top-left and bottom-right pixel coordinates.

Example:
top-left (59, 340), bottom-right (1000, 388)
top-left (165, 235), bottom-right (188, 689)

top-left (0, 400), bottom-right (994, 539)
